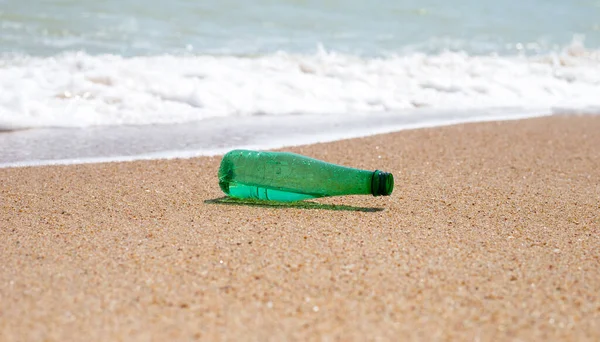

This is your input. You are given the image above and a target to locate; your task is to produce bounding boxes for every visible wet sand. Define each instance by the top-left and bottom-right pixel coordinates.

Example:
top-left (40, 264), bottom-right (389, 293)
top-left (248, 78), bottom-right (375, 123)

top-left (1, 115), bottom-right (599, 341)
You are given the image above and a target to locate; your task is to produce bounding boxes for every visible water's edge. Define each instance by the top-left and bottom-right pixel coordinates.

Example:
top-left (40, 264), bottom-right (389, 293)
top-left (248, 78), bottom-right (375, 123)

top-left (1, 108), bottom-right (567, 168)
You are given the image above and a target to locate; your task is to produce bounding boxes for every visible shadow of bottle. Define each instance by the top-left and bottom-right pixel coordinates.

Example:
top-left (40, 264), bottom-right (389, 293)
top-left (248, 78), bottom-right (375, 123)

top-left (204, 196), bottom-right (384, 212)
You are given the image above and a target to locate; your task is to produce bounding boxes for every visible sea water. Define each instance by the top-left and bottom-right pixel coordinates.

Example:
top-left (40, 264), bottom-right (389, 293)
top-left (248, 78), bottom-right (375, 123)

top-left (1, 0), bottom-right (599, 166)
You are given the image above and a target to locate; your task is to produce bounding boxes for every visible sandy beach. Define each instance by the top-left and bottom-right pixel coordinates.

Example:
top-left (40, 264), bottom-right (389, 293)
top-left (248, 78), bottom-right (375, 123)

top-left (1, 115), bottom-right (599, 341)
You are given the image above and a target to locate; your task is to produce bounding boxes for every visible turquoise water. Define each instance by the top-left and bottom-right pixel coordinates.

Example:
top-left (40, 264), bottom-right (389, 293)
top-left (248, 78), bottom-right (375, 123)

top-left (2, 0), bottom-right (599, 56)
top-left (1, 0), bottom-right (599, 166)
top-left (226, 183), bottom-right (317, 202)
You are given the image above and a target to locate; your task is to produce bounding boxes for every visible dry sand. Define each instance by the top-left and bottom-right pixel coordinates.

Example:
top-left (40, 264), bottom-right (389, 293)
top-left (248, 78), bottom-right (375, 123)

top-left (1, 115), bottom-right (599, 341)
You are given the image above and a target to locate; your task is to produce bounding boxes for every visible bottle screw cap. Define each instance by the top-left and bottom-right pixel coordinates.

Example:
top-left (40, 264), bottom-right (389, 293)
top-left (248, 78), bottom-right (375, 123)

top-left (372, 170), bottom-right (394, 196)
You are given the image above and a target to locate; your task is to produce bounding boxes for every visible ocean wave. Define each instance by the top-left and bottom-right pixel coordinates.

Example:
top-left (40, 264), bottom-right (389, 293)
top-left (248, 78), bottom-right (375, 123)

top-left (1, 42), bottom-right (599, 131)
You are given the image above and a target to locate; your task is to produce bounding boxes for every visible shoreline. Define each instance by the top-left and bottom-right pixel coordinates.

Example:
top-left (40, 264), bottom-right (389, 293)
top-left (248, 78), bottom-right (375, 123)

top-left (0, 108), bottom-right (552, 168)
top-left (1, 115), bottom-right (599, 340)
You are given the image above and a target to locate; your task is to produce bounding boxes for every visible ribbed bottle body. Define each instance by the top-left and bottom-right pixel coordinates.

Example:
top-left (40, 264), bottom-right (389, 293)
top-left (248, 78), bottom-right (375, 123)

top-left (218, 150), bottom-right (375, 202)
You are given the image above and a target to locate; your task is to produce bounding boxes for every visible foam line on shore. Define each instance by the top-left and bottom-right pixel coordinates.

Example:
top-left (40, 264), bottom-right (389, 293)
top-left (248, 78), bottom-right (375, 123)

top-left (0, 108), bottom-right (554, 168)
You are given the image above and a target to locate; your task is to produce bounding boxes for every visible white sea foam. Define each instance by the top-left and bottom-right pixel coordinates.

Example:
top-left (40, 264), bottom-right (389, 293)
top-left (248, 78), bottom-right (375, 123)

top-left (1, 43), bottom-right (599, 130)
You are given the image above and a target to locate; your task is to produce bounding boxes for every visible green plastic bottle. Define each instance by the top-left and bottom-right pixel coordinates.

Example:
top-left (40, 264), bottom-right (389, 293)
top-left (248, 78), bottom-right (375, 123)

top-left (218, 149), bottom-right (394, 202)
